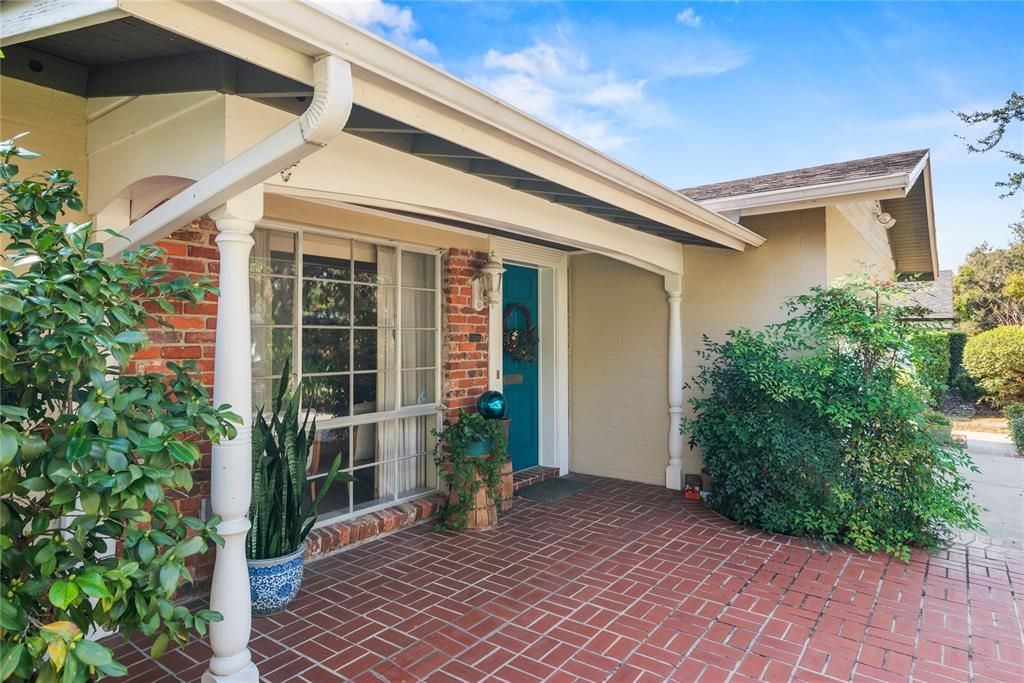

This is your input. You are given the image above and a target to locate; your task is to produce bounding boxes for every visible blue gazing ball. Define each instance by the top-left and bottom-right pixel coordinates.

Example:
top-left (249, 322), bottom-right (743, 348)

top-left (477, 391), bottom-right (507, 419)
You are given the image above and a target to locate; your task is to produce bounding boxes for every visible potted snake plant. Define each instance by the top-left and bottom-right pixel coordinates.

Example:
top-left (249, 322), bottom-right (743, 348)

top-left (246, 360), bottom-right (350, 616)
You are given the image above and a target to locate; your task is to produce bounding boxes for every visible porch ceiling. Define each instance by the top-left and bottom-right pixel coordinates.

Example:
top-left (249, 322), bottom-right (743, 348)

top-left (3, 16), bottom-right (722, 250)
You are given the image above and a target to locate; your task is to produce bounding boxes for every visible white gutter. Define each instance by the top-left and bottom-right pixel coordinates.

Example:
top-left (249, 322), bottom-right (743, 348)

top-left (105, 54), bottom-right (353, 258)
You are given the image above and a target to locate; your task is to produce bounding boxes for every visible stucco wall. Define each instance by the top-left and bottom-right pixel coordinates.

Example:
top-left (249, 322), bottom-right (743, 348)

top-left (568, 253), bottom-right (668, 485)
top-left (680, 208), bottom-right (827, 475)
top-left (825, 201), bottom-right (895, 281)
top-left (0, 76), bottom-right (88, 221)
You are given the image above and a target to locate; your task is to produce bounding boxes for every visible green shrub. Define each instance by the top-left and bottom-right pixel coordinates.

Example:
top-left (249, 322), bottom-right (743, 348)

top-left (1005, 403), bottom-right (1024, 454)
top-left (683, 280), bottom-right (981, 560)
top-left (910, 331), bottom-right (951, 406)
top-left (947, 331), bottom-right (968, 383)
top-left (951, 367), bottom-right (985, 402)
top-left (963, 325), bottom-right (1024, 406)
top-left (0, 137), bottom-right (239, 680)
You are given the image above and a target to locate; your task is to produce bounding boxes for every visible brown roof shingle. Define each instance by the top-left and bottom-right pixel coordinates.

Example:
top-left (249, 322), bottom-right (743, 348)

top-left (680, 149), bottom-right (929, 201)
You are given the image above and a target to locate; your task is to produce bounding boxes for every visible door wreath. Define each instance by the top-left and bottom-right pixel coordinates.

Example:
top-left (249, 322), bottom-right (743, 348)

top-left (503, 303), bottom-right (539, 363)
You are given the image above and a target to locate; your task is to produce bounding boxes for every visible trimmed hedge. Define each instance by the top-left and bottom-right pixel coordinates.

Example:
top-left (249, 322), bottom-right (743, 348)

top-left (910, 331), bottom-right (951, 406)
top-left (1006, 403), bottom-right (1024, 454)
top-left (948, 331), bottom-right (968, 383)
top-left (963, 325), bottom-right (1024, 406)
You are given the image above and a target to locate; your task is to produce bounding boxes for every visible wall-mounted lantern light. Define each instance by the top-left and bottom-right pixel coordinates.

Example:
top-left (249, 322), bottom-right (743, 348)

top-left (472, 251), bottom-right (505, 311)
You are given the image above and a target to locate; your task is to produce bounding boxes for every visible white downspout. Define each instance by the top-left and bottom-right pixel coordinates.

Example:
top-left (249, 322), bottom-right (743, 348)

top-left (104, 54), bottom-right (354, 258)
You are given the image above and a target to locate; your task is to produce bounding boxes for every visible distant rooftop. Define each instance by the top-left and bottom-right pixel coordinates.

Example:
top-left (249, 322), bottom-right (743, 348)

top-left (680, 150), bottom-right (930, 202)
top-left (896, 270), bottom-right (955, 320)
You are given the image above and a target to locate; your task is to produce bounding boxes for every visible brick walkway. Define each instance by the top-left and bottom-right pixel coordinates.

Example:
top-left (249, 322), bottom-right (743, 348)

top-left (112, 477), bottom-right (1024, 682)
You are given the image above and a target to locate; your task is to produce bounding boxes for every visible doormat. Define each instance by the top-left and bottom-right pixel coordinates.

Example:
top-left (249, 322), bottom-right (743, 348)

top-left (517, 477), bottom-right (592, 503)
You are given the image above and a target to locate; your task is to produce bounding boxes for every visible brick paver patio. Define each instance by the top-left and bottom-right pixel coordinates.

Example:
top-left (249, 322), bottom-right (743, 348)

top-left (113, 477), bottom-right (1024, 682)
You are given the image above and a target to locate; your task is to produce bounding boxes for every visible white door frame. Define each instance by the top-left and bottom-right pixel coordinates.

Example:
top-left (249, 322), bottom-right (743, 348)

top-left (488, 237), bottom-right (570, 475)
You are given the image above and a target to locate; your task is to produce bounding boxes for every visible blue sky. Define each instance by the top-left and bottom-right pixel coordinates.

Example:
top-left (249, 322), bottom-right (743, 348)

top-left (329, 1), bottom-right (1023, 270)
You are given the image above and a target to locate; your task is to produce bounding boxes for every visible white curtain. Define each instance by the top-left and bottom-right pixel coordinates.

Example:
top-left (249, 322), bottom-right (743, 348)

top-left (375, 247), bottom-right (400, 501)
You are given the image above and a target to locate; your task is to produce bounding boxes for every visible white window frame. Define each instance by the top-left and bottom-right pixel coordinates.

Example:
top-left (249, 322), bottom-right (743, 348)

top-left (253, 219), bottom-right (443, 526)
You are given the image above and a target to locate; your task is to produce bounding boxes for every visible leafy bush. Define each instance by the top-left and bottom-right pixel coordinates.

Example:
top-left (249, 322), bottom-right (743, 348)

top-left (0, 137), bottom-right (239, 680)
top-left (963, 325), bottom-right (1024, 406)
top-left (1005, 403), bottom-right (1024, 454)
top-left (910, 331), bottom-right (951, 406)
top-left (432, 411), bottom-right (509, 531)
top-left (947, 330), bottom-right (968, 383)
top-left (683, 280), bottom-right (981, 560)
top-left (951, 367), bottom-right (985, 402)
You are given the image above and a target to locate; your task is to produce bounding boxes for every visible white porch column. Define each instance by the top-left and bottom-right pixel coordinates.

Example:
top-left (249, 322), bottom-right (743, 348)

top-left (665, 274), bottom-right (684, 490)
top-left (203, 187), bottom-right (263, 683)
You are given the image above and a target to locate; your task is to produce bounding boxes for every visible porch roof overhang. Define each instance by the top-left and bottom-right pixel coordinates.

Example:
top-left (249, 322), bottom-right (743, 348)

top-left (1, 0), bottom-right (765, 272)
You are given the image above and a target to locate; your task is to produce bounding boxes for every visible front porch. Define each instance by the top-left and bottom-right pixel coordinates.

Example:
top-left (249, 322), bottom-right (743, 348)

top-left (109, 477), bottom-right (1024, 683)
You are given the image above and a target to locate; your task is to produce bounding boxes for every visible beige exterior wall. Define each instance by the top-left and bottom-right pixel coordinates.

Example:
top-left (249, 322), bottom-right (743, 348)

top-left (825, 201), bottom-right (895, 281)
top-left (678, 209), bottom-right (827, 475)
top-left (264, 194), bottom-right (487, 252)
top-left (568, 254), bottom-right (668, 485)
top-left (1, 76), bottom-right (88, 222)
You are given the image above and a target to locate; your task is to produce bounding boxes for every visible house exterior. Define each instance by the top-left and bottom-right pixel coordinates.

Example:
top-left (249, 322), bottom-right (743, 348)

top-left (0, 3), bottom-right (939, 682)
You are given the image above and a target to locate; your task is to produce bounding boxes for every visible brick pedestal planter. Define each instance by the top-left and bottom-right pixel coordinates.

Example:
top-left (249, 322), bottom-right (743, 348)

top-left (443, 456), bottom-right (513, 531)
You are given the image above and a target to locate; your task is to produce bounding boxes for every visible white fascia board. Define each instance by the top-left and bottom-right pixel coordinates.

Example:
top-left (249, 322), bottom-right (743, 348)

top-left (1, 0), bottom-right (124, 45)
top-left (118, 0), bottom-right (761, 252)
top-left (699, 172), bottom-right (916, 216)
top-left (922, 163), bottom-right (939, 275)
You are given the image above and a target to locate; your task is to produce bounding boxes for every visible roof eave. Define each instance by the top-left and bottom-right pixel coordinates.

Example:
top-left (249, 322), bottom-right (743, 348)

top-left (114, 0), bottom-right (763, 251)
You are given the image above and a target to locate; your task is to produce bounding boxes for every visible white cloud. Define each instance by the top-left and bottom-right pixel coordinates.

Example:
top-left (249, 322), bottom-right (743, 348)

top-left (320, 0), bottom-right (436, 56)
top-left (468, 26), bottom-right (747, 152)
top-left (472, 38), bottom-right (654, 150)
top-left (676, 8), bottom-right (702, 28)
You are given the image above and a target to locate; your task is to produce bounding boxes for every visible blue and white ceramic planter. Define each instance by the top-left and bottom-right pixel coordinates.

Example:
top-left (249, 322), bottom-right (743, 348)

top-left (247, 542), bottom-right (305, 617)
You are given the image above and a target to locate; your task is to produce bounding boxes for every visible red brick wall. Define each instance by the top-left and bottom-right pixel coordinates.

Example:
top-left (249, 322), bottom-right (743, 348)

top-left (125, 217), bottom-right (220, 586)
top-left (441, 249), bottom-right (491, 422)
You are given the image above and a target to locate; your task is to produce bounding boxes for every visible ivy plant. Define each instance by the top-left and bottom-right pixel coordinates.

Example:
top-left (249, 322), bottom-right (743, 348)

top-left (0, 135), bottom-right (240, 681)
top-left (683, 279), bottom-right (982, 560)
top-left (432, 410), bottom-right (508, 531)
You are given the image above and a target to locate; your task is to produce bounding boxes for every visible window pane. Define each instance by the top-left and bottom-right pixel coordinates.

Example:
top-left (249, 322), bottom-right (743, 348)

top-left (401, 330), bottom-right (435, 369)
top-left (251, 229), bottom-right (295, 276)
top-left (393, 455), bottom-right (429, 499)
top-left (354, 242), bottom-right (397, 285)
top-left (302, 327), bottom-right (350, 373)
top-left (352, 371), bottom-right (397, 414)
top-left (401, 289), bottom-right (436, 328)
top-left (303, 280), bottom-right (350, 325)
top-left (401, 251), bottom-right (436, 289)
top-left (305, 374), bottom-right (350, 420)
top-left (402, 369), bottom-right (436, 406)
top-left (352, 463), bottom-right (389, 511)
top-left (251, 276), bottom-right (294, 325)
top-left (352, 422), bottom-right (377, 468)
top-left (354, 285), bottom-right (395, 327)
top-left (252, 326), bottom-right (293, 379)
top-left (252, 376), bottom-right (289, 417)
top-left (355, 329), bottom-right (395, 371)
top-left (309, 426), bottom-right (351, 477)
top-left (303, 234), bottom-right (351, 281)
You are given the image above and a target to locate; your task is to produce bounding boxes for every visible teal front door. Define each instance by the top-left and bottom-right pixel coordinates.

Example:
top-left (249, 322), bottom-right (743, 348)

top-left (502, 264), bottom-right (539, 471)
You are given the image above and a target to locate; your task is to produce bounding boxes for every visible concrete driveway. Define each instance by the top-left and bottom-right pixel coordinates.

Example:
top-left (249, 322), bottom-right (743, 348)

top-left (958, 431), bottom-right (1024, 544)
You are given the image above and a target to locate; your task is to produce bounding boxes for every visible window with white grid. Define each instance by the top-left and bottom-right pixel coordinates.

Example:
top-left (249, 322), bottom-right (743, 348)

top-left (249, 227), bottom-right (440, 521)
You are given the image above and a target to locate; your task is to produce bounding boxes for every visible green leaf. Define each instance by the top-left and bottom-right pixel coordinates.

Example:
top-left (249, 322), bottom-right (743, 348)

top-left (69, 640), bottom-right (112, 667)
top-left (166, 441), bottom-right (199, 464)
top-left (0, 642), bottom-right (23, 680)
top-left (0, 425), bottom-right (17, 466)
top-left (48, 580), bottom-right (80, 610)
top-left (74, 573), bottom-right (111, 599)
top-left (113, 330), bottom-right (148, 345)
top-left (0, 293), bottom-right (23, 313)
top-left (150, 633), bottom-right (169, 660)
top-left (79, 488), bottom-right (100, 515)
top-left (158, 564), bottom-right (180, 596)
